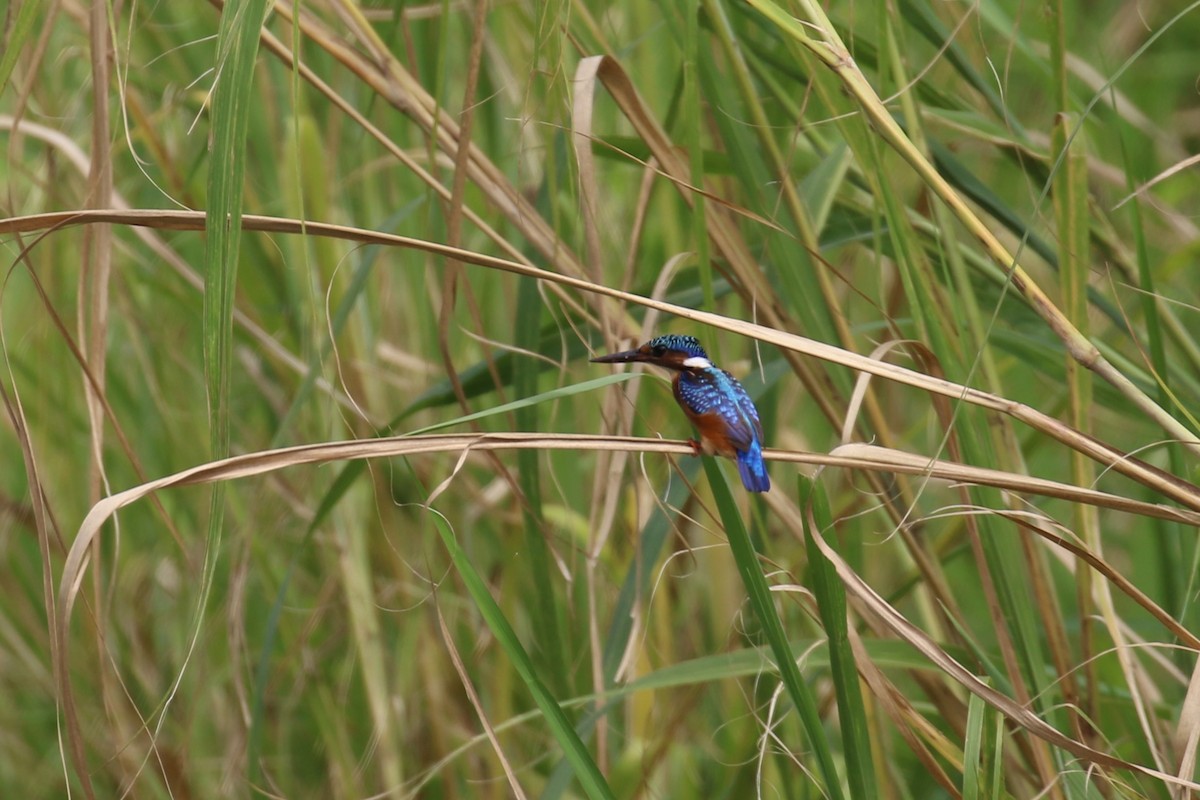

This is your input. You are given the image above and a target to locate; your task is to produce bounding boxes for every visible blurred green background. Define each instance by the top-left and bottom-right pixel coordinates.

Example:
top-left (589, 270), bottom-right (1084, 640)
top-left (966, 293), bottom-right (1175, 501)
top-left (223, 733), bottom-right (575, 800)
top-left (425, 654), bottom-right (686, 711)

top-left (2, 0), bottom-right (1199, 797)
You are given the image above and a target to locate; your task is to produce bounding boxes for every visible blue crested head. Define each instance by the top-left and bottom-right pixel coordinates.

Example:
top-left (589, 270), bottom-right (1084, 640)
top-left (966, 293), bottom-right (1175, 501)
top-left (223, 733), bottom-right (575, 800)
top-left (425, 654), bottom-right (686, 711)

top-left (644, 334), bottom-right (707, 360)
top-left (590, 334), bottom-right (711, 371)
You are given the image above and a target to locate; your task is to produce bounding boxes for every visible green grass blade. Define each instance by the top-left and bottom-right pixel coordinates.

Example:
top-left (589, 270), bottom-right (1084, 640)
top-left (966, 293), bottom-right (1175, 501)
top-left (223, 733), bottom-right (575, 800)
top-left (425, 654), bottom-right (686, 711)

top-left (205, 0), bottom-right (270, 458)
top-left (429, 512), bottom-right (615, 800)
top-left (702, 457), bottom-right (845, 800)
top-left (1117, 115), bottom-right (1193, 627)
top-left (197, 3), bottom-right (272, 790)
top-left (0, 0), bottom-right (43, 95)
top-left (512, 266), bottom-right (569, 694)
top-left (801, 477), bottom-right (877, 799)
top-left (962, 689), bottom-right (987, 800)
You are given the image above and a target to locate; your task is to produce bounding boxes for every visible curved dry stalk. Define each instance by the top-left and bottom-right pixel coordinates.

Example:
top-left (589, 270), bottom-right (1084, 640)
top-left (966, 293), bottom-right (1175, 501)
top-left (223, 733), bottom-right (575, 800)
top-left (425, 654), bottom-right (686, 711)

top-left (5, 208), bottom-right (1199, 512)
top-left (433, 599), bottom-right (529, 799)
top-left (56, 431), bottom-right (1199, 623)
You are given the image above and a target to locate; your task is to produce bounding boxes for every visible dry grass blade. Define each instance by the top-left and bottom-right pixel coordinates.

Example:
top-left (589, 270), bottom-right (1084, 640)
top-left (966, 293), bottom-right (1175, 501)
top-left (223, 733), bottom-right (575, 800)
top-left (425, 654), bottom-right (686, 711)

top-left (77, 15), bottom-right (115, 794)
top-left (81, 0), bottom-right (113, 508)
top-left (848, 628), bottom-right (963, 797)
top-left (1176, 661), bottom-right (1200, 790)
top-left (57, 431), bottom-right (1199, 636)
top-left (1113, 152), bottom-right (1200, 211)
top-left (434, 600), bottom-right (528, 800)
top-left (6, 208), bottom-right (1200, 513)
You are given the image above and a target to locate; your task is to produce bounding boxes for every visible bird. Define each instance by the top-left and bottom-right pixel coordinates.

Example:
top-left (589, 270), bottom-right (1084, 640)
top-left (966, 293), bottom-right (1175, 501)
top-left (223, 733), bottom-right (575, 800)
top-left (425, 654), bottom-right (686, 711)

top-left (591, 334), bottom-right (770, 492)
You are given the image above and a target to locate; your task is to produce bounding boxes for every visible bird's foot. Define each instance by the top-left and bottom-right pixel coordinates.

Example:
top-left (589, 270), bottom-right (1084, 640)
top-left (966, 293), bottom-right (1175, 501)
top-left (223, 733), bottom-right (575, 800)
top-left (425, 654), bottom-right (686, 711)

top-left (686, 438), bottom-right (704, 456)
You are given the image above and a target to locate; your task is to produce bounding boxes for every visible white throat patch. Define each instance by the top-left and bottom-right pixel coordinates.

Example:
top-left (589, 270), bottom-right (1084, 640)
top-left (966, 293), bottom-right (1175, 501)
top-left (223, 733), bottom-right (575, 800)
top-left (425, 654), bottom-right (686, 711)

top-left (682, 356), bottom-right (713, 369)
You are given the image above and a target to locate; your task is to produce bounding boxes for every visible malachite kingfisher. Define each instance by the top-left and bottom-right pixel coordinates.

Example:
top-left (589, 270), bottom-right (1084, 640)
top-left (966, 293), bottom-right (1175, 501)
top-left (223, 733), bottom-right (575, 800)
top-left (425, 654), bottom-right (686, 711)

top-left (591, 334), bottom-right (770, 492)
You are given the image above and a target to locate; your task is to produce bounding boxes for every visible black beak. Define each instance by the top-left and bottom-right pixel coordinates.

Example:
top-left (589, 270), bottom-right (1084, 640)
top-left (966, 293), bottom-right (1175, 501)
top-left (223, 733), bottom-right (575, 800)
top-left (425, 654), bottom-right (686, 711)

top-left (590, 348), bottom-right (646, 364)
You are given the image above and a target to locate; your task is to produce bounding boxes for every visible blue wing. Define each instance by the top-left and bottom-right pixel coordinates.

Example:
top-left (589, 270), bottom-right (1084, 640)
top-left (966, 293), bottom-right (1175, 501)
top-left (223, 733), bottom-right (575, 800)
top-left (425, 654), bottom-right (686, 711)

top-left (674, 369), bottom-right (764, 452)
top-left (674, 369), bottom-right (770, 492)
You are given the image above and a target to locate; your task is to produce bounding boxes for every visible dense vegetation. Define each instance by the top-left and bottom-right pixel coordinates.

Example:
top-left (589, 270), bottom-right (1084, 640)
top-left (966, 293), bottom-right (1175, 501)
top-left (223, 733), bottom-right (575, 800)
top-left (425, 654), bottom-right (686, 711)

top-left (3, 0), bottom-right (1200, 797)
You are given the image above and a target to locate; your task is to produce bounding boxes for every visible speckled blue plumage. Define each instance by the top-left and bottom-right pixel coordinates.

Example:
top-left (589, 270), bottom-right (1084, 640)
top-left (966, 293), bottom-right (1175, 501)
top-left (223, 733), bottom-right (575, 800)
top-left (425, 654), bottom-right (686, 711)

top-left (674, 363), bottom-right (770, 493)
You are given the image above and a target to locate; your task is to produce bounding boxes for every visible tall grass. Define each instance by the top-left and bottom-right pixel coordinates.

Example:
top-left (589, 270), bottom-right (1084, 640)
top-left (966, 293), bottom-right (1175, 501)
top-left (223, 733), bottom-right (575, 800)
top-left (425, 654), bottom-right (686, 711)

top-left (3, 1), bottom-right (1200, 797)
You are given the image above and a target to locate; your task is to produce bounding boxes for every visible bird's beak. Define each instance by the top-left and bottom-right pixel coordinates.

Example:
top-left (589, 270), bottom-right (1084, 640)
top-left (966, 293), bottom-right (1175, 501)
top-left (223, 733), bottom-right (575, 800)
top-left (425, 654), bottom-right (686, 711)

top-left (590, 348), bottom-right (647, 364)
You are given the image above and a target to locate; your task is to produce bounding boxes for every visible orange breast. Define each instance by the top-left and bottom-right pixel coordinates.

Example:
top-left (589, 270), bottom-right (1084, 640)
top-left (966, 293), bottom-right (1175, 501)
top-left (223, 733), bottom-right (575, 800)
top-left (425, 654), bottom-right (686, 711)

top-left (689, 410), bottom-right (738, 458)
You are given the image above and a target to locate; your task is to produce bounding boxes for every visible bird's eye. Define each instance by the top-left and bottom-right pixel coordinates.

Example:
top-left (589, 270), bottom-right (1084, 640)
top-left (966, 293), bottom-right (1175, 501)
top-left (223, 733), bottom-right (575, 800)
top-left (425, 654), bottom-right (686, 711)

top-left (652, 345), bottom-right (666, 356)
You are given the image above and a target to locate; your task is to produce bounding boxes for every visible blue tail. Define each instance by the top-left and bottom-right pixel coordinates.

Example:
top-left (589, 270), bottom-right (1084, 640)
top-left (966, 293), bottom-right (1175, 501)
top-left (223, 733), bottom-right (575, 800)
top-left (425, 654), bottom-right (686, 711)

top-left (736, 442), bottom-right (770, 493)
